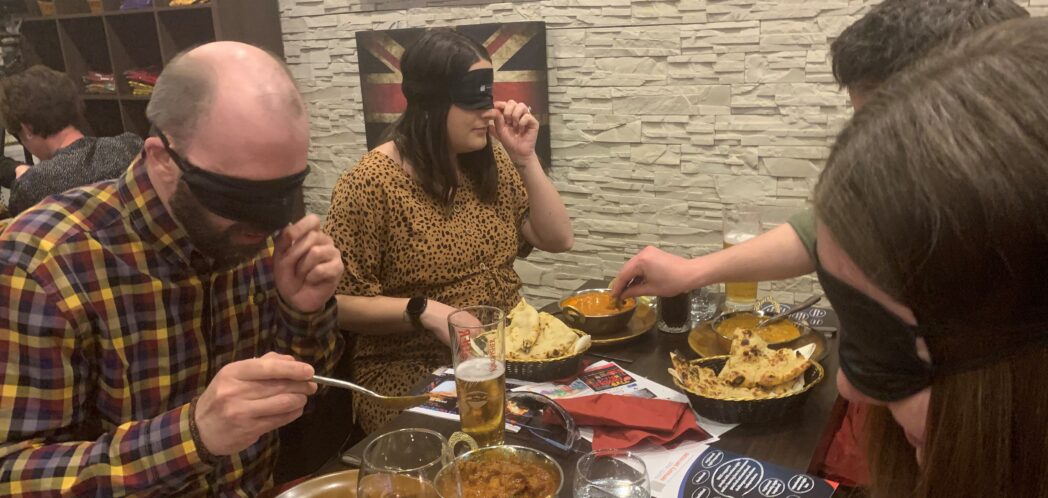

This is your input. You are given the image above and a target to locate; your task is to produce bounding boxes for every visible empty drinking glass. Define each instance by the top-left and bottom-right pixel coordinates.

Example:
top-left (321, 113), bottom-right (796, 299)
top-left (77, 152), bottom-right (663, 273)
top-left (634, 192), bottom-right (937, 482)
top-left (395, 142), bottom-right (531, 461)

top-left (573, 450), bottom-right (650, 498)
top-left (691, 286), bottom-right (718, 324)
top-left (357, 428), bottom-right (454, 498)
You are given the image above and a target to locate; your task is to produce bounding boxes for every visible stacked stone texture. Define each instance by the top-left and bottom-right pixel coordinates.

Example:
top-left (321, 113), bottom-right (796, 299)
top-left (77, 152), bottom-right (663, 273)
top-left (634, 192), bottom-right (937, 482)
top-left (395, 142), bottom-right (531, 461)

top-left (279, 0), bottom-right (1046, 306)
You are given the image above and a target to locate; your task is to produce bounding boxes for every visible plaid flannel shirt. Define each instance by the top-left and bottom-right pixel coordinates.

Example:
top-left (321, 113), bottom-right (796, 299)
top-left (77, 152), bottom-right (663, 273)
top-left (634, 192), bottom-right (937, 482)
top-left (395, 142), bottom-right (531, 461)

top-left (0, 159), bottom-right (344, 497)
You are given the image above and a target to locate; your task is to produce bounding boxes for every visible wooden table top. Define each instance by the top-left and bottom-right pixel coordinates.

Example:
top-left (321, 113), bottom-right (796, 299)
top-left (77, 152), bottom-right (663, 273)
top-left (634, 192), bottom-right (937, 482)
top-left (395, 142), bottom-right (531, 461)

top-left (318, 281), bottom-right (842, 497)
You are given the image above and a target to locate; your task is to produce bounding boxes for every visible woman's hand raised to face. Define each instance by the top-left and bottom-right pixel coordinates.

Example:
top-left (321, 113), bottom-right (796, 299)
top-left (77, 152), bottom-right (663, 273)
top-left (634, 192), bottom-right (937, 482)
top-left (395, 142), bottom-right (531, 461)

top-left (489, 100), bottom-right (539, 166)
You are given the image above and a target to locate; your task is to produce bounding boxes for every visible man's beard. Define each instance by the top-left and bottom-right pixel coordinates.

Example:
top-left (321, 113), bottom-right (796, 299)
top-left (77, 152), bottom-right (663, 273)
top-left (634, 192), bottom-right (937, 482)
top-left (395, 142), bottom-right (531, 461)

top-left (169, 181), bottom-right (271, 271)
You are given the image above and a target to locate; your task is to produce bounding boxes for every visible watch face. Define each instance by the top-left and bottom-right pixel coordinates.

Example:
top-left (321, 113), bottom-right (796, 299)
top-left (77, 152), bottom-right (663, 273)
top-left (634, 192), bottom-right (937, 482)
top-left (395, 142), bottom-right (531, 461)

top-left (408, 297), bottom-right (427, 315)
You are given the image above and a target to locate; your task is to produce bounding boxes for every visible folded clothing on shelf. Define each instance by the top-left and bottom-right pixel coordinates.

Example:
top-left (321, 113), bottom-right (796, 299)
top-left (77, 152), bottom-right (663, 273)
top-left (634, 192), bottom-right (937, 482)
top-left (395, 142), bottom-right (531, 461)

top-left (128, 81), bottom-right (153, 96)
top-left (169, 0), bottom-right (210, 5)
top-left (83, 71), bottom-right (116, 94)
top-left (124, 67), bottom-right (160, 96)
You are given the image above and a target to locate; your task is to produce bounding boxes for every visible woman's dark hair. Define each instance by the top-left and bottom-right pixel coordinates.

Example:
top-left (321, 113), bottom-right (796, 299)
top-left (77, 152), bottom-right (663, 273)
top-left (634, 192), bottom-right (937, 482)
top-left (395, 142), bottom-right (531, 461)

top-left (391, 28), bottom-right (497, 205)
top-left (830, 0), bottom-right (1028, 93)
top-left (816, 17), bottom-right (1048, 498)
top-left (0, 65), bottom-right (85, 137)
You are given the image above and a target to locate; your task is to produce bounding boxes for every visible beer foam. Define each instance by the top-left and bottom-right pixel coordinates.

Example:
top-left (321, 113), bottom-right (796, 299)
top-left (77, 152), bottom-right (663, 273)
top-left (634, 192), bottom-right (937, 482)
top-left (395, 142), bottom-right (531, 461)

top-left (725, 231), bottom-right (757, 245)
top-left (455, 358), bottom-right (505, 382)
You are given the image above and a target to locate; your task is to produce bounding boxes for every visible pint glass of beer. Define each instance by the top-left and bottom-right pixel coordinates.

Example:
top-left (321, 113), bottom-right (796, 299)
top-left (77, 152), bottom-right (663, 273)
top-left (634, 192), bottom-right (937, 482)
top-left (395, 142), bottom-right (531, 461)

top-left (448, 306), bottom-right (506, 447)
top-left (723, 205), bottom-right (761, 310)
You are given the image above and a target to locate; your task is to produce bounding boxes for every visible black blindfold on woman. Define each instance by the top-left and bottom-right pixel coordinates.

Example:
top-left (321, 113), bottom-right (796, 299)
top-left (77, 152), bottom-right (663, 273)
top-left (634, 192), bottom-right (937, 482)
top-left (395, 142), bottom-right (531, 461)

top-left (816, 252), bottom-right (1048, 403)
top-left (401, 67), bottom-right (494, 110)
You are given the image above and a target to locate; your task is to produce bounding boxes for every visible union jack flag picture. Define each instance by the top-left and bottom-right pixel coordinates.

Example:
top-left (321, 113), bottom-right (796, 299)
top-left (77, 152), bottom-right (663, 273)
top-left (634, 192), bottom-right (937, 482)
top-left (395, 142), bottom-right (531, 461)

top-left (356, 22), bottom-right (552, 166)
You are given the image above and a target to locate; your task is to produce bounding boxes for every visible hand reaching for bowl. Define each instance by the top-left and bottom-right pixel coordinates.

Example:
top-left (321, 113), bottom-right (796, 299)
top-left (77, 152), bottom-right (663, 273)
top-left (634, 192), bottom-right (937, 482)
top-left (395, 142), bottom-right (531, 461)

top-left (613, 246), bottom-right (702, 300)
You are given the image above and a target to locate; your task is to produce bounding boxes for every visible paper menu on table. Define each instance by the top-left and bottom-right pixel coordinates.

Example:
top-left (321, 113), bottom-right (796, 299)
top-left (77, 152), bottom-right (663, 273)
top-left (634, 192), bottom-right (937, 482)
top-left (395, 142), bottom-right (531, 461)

top-left (406, 367), bottom-right (533, 432)
top-left (408, 361), bottom-right (739, 440)
top-left (511, 361), bottom-right (738, 440)
top-left (511, 360), bottom-right (680, 400)
top-left (677, 448), bottom-right (839, 498)
top-left (634, 439), bottom-right (713, 498)
top-left (408, 362), bottom-right (645, 424)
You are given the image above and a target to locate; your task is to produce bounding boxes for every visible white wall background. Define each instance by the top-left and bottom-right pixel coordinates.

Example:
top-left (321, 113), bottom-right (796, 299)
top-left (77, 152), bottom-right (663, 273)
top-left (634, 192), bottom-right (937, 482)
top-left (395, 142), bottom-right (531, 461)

top-left (278, 0), bottom-right (1047, 306)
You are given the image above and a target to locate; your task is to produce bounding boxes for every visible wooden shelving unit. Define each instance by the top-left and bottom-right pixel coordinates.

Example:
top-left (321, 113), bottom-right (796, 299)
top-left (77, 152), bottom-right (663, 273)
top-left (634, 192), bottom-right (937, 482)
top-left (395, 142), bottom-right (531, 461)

top-left (16, 0), bottom-right (284, 138)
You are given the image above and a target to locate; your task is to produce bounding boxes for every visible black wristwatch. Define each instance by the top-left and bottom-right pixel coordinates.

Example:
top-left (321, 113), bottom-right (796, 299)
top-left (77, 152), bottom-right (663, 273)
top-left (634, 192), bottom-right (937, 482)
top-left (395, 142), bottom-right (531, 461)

top-left (405, 296), bottom-right (428, 331)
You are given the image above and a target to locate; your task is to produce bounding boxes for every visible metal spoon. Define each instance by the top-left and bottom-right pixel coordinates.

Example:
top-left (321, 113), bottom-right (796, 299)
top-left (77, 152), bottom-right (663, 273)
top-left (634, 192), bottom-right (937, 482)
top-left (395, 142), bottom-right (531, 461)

top-left (311, 375), bottom-right (438, 410)
top-left (757, 294), bottom-right (823, 328)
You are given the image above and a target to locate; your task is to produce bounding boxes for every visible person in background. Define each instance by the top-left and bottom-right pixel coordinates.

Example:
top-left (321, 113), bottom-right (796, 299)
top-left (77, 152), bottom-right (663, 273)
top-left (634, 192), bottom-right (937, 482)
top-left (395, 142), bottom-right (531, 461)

top-left (323, 28), bottom-right (573, 432)
top-left (0, 42), bottom-right (344, 496)
top-left (612, 0), bottom-right (1028, 488)
top-left (814, 17), bottom-right (1048, 497)
top-left (0, 65), bottom-right (143, 215)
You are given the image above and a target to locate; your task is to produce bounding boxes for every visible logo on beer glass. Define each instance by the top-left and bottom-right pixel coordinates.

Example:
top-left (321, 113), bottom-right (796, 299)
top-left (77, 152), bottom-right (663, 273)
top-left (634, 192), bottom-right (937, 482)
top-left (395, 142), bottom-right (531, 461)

top-left (465, 391), bottom-right (489, 409)
top-left (457, 329), bottom-right (472, 358)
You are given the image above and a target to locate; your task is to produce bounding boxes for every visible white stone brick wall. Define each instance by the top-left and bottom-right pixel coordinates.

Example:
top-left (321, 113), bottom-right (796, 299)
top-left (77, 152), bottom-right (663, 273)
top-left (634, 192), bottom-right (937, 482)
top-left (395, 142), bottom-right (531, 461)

top-left (280, 0), bottom-right (1046, 306)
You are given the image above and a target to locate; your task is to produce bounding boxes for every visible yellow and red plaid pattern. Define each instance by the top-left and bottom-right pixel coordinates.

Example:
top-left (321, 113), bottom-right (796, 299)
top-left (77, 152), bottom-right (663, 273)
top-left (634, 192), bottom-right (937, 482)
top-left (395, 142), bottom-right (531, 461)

top-left (0, 159), bottom-right (343, 496)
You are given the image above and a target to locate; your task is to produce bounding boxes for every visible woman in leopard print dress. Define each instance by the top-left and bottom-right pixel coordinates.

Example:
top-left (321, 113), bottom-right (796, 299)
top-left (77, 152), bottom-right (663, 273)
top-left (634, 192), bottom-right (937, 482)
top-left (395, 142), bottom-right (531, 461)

top-left (322, 29), bottom-right (573, 432)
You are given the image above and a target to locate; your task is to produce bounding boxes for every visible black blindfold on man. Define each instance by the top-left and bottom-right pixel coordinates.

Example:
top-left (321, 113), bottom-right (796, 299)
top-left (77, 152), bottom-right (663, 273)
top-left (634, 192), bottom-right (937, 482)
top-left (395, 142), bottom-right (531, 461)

top-left (156, 129), bottom-right (308, 233)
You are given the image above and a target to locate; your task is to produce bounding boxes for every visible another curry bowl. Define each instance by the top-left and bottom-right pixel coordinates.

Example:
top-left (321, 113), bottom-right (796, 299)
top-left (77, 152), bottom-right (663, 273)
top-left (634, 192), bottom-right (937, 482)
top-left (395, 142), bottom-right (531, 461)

top-left (711, 310), bottom-right (813, 352)
top-left (673, 356), bottom-right (825, 424)
top-left (558, 288), bottom-right (637, 337)
top-left (434, 445), bottom-right (564, 498)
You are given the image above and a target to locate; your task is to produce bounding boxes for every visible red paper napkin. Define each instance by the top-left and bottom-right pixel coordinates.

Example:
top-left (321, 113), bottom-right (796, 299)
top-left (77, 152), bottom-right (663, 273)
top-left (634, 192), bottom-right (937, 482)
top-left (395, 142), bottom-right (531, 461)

top-left (554, 394), bottom-right (713, 451)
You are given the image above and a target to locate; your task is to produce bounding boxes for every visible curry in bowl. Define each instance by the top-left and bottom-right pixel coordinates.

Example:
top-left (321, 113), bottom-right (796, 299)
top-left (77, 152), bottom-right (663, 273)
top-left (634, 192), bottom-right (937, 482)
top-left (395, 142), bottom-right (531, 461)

top-left (713, 311), bottom-right (802, 348)
top-left (434, 446), bottom-right (562, 498)
top-left (561, 290), bottom-right (635, 316)
top-left (558, 289), bottom-right (638, 337)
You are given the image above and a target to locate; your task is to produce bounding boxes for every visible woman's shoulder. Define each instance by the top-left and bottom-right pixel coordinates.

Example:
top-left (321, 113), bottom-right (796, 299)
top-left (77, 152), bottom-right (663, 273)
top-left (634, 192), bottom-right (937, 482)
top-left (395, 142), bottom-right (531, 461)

top-left (337, 146), bottom-right (402, 187)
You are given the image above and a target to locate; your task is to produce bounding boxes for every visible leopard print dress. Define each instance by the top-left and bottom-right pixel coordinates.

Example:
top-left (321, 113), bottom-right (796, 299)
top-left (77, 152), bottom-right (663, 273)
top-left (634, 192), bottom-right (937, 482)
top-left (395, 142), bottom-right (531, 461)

top-left (323, 144), bottom-right (529, 432)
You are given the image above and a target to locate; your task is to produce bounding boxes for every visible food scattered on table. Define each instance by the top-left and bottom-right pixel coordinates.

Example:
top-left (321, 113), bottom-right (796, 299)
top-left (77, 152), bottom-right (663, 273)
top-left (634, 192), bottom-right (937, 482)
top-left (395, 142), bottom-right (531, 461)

top-left (670, 329), bottom-right (811, 400)
top-left (561, 290), bottom-right (635, 315)
top-left (506, 299), bottom-right (590, 360)
top-left (453, 455), bottom-right (559, 498)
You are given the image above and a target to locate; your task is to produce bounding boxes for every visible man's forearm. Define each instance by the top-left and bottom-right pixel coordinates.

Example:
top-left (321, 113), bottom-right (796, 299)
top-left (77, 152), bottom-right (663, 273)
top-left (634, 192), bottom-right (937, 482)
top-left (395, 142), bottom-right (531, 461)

top-left (691, 223), bottom-right (816, 287)
top-left (0, 404), bottom-right (213, 495)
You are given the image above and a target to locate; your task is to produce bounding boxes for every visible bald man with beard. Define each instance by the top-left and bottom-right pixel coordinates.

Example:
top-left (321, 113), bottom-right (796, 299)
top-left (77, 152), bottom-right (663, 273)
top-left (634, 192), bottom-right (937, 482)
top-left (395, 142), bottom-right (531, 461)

top-left (0, 42), bottom-right (345, 496)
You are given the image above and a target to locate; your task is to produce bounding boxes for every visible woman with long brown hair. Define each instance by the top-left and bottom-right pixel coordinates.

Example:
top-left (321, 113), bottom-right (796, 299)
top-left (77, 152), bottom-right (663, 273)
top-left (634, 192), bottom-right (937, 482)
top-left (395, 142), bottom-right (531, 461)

top-left (813, 17), bottom-right (1048, 498)
top-left (323, 28), bottom-right (572, 432)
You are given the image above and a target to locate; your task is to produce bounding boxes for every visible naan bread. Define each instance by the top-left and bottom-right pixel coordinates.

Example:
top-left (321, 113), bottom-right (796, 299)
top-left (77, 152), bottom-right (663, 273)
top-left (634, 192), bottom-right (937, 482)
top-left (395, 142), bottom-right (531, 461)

top-left (506, 299), bottom-right (540, 355)
top-left (505, 300), bottom-right (588, 360)
top-left (524, 312), bottom-right (577, 359)
top-left (720, 329), bottom-right (810, 388)
top-left (671, 329), bottom-right (812, 401)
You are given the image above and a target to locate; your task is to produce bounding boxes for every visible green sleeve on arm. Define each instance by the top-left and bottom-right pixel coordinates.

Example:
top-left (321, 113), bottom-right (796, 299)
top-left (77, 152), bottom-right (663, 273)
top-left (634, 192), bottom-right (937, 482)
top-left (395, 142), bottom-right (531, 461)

top-left (786, 208), bottom-right (817, 258)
